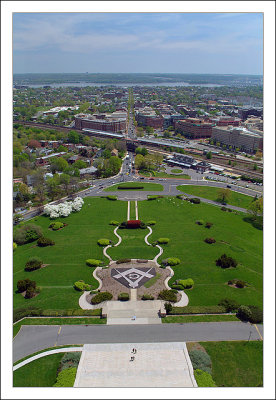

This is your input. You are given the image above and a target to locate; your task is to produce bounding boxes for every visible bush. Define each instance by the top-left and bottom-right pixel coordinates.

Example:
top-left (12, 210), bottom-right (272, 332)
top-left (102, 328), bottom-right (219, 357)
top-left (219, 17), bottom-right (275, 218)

top-left (25, 286), bottom-right (36, 299)
top-left (53, 367), bottom-right (77, 387)
top-left (142, 294), bottom-right (154, 300)
top-left (157, 238), bottom-right (170, 244)
top-left (118, 185), bottom-right (143, 190)
top-left (158, 290), bottom-right (177, 303)
top-left (140, 221), bottom-right (147, 229)
top-left (169, 305), bottom-right (226, 315)
top-left (162, 257), bottom-right (180, 266)
top-left (106, 195), bottom-right (117, 200)
top-left (74, 280), bottom-right (90, 291)
top-left (205, 222), bottom-right (213, 229)
top-left (60, 352), bottom-right (81, 370)
top-left (190, 197), bottom-right (200, 204)
top-left (196, 220), bottom-right (204, 225)
top-left (227, 208), bottom-right (233, 212)
top-left (171, 284), bottom-right (184, 290)
top-left (164, 302), bottom-right (173, 313)
top-left (194, 369), bottom-right (216, 387)
top-left (216, 254), bottom-right (237, 269)
top-left (218, 298), bottom-right (240, 312)
top-left (204, 237), bottom-right (216, 244)
top-left (146, 220), bottom-right (156, 225)
top-left (221, 206), bottom-right (227, 211)
top-left (236, 280), bottom-right (246, 288)
top-left (127, 220), bottom-right (141, 229)
top-left (118, 292), bottom-right (129, 301)
top-left (17, 278), bottom-right (36, 293)
top-left (13, 242), bottom-right (17, 251)
top-left (49, 221), bottom-right (65, 231)
top-left (236, 305), bottom-right (252, 321)
top-left (37, 237), bottom-right (55, 247)
top-left (119, 221), bottom-right (128, 229)
top-left (248, 306), bottom-right (263, 323)
top-left (25, 257), bottom-right (43, 272)
top-left (147, 195), bottom-right (158, 200)
top-left (109, 220), bottom-right (119, 226)
top-left (91, 291), bottom-right (113, 304)
top-left (14, 224), bottom-right (43, 245)
top-left (86, 259), bottom-right (102, 267)
top-left (116, 258), bottom-right (131, 264)
top-left (97, 238), bottom-right (110, 246)
top-left (179, 278), bottom-right (194, 289)
top-left (189, 350), bottom-right (212, 374)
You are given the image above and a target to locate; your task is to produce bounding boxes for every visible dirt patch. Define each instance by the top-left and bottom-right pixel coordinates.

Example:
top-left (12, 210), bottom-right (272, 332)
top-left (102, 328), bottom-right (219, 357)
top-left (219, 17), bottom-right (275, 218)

top-left (186, 342), bottom-right (207, 353)
top-left (41, 264), bottom-right (50, 269)
top-left (20, 290), bottom-right (40, 299)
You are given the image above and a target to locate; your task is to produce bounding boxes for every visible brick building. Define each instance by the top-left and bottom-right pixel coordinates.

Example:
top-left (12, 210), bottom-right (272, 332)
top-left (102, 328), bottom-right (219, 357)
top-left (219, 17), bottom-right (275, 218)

top-left (212, 126), bottom-right (263, 153)
top-left (75, 113), bottom-right (126, 133)
top-left (175, 118), bottom-right (213, 139)
top-left (208, 116), bottom-right (241, 126)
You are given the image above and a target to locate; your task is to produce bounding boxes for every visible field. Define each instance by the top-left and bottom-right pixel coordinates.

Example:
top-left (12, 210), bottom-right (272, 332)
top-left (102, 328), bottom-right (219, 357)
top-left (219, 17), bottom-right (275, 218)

top-left (14, 196), bottom-right (262, 312)
top-left (176, 185), bottom-right (255, 209)
top-left (104, 182), bottom-right (163, 191)
top-left (13, 353), bottom-right (64, 387)
top-left (199, 341), bottom-right (263, 387)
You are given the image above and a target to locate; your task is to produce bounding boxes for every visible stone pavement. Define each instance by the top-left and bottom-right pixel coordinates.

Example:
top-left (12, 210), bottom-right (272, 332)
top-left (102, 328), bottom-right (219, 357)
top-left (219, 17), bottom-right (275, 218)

top-left (74, 342), bottom-right (197, 387)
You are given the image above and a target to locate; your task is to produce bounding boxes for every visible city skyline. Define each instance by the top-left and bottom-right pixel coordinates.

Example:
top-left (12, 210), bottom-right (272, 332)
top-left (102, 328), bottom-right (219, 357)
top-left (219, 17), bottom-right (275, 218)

top-left (13, 12), bottom-right (263, 75)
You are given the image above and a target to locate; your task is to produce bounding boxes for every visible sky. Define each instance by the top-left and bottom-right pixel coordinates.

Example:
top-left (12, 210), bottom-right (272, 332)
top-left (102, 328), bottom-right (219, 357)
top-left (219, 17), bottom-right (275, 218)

top-left (12, 12), bottom-right (263, 75)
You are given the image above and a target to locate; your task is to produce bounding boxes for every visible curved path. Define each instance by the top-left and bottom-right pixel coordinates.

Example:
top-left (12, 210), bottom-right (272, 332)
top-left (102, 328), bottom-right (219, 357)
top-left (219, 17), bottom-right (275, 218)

top-left (103, 226), bottom-right (123, 262)
top-left (93, 267), bottom-right (103, 290)
top-left (79, 291), bottom-right (107, 310)
top-left (174, 291), bottom-right (189, 307)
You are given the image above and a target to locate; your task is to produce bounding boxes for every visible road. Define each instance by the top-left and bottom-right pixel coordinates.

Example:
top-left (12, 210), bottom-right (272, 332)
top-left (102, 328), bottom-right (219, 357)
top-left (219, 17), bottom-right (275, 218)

top-left (13, 322), bottom-right (263, 362)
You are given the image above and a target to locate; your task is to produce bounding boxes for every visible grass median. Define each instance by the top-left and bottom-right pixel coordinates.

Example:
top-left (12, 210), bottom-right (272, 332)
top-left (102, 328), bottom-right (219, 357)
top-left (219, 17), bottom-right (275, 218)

top-left (162, 314), bottom-right (239, 323)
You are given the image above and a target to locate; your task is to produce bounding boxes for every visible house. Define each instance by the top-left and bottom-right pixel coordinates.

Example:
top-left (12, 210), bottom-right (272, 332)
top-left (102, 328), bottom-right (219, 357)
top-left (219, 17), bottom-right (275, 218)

top-left (79, 166), bottom-right (98, 176)
top-left (36, 152), bottom-right (67, 167)
top-left (68, 155), bottom-right (80, 165)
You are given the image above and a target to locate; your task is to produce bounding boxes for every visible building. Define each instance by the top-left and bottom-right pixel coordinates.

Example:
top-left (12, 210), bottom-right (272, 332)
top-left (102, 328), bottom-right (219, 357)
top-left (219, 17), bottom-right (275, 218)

top-left (238, 107), bottom-right (263, 120)
top-left (79, 166), bottom-right (97, 176)
top-left (135, 107), bottom-right (163, 129)
top-left (36, 152), bottom-right (67, 167)
top-left (167, 154), bottom-right (196, 168)
top-left (208, 116), bottom-right (241, 126)
top-left (212, 126), bottom-right (263, 153)
top-left (175, 118), bottom-right (213, 139)
top-left (75, 112), bottom-right (126, 133)
top-left (194, 161), bottom-right (210, 173)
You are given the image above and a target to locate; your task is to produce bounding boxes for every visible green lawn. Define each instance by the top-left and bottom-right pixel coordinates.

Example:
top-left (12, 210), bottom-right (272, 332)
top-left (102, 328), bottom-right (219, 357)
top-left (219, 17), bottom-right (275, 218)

top-left (13, 353), bottom-right (64, 387)
top-left (162, 315), bottom-right (239, 323)
top-left (14, 345), bottom-right (83, 366)
top-left (140, 171), bottom-right (190, 179)
top-left (104, 182), bottom-right (163, 191)
top-left (176, 185), bottom-right (255, 209)
top-left (13, 317), bottom-right (106, 337)
top-left (171, 168), bottom-right (183, 173)
top-left (200, 341), bottom-right (263, 387)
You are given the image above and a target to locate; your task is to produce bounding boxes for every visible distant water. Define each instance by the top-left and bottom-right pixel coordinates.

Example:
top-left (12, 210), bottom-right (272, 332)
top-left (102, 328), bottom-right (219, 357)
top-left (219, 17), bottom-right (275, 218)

top-left (25, 82), bottom-right (223, 88)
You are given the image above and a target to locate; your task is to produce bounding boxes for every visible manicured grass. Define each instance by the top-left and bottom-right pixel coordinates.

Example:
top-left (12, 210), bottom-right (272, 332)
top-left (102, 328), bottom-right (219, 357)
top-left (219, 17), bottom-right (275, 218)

top-left (139, 197), bottom-right (262, 307)
top-left (162, 314), bottom-right (239, 323)
top-left (171, 168), bottom-right (183, 173)
top-left (140, 171), bottom-right (190, 179)
top-left (176, 185), bottom-right (254, 209)
top-left (144, 273), bottom-right (161, 288)
top-left (13, 353), bottom-right (64, 387)
top-left (13, 197), bottom-right (127, 311)
top-left (13, 317), bottom-right (106, 337)
top-left (104, 182), bottom-right (163, 191)
top-left (200, 341), bottom-right (263, 387)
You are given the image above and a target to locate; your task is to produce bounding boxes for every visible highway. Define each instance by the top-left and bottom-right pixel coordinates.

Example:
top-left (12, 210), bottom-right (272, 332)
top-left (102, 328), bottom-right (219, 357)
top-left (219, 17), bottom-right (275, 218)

top-left (13, 322), bottom-right (263, 362)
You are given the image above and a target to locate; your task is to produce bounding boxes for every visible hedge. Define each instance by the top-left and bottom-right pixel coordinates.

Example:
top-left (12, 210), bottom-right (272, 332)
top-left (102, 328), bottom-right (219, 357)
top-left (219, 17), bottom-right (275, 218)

top-left (169, 305), bottom-right (227, 315)
top-left (157, 238), bottom-right (170, 244)
top-left (141, 294), bottom-right (154, 300)
top-left (109, 220), bottom-right (120, 226)
top-left (91, 291), bottom-right (113, 305)
top-left (189, 197), bottom-right (200, 204)
top-left (147, 195), bottom-right (158, 200)
top-left (97, 238), bottom-right (110, 246)
top-left (106, 195), bottom-right (117, 200)
top-left (116, 258), bottom-right (131, 264)
top-left (194, 369), bottom-right (216, 387)
top-left (53, 367), bottom-right (77, 387)
top-left (74, 280), bottom-right (91, 291)
top-left (117, 185), bottom-right (143, 190)
top-left (158, 290), bottom-right (177, 303)
top-left (13, 307), bottom-right (102, 322)
top-left (37, 237), bottom-right (55, 247)
top-left (118, 293), bottom-right (129, 301)
top-left (146, 220), bottom-right (156, 225)
top-left (86, 259), bottom-right (102, 267)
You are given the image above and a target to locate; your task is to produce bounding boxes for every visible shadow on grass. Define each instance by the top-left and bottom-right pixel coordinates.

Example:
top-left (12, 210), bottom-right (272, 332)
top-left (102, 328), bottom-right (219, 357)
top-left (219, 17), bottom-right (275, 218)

top-left (243, 216), bottom-right (263, 230)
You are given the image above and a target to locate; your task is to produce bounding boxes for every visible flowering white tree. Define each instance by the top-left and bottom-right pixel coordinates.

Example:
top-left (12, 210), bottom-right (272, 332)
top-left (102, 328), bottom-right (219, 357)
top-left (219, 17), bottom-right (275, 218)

top-left (44, 197), bottom-right (84, 219)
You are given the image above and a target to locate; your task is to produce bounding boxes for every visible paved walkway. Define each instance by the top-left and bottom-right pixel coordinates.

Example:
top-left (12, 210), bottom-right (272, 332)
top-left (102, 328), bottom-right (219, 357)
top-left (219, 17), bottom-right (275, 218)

top-left (74, 342), bottom-right (197, 387)
top-left (105, 300), bottom-right (163, 325)
top-left (174, 291), bottom-right (189, 306)
top-left (144, 226), bottom-right (163, 263)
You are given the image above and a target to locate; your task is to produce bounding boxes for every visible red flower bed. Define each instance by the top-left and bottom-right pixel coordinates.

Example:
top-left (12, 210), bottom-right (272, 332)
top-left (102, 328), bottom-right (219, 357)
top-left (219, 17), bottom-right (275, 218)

top-left (127, 220), bottom-right (141, 228)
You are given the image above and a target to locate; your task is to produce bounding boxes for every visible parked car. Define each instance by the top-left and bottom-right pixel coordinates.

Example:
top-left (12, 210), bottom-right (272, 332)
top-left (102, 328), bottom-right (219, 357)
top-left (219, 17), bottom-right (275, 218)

top-left (227, 185), bottom-right (231, 188)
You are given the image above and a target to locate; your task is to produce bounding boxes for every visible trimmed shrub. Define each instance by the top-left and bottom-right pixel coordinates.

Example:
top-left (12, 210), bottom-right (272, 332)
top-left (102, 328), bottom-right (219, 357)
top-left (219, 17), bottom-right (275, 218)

top-left (171, 284), bottom-right (184, 290)
top-left (194, 369), bottom-right (216, 387)
top-left (106, 195), bottom-right (117, 200)
top-left (13, 242), bottom-right (17, 251)
top-left (119, 221), bottom-right (128, 229)
top-left (170, 305), bottom-right (226, 315)
top-left (189, 350), bottom-right (212, 374)
top-left (60, 352), bottom-right (81, 370)
top-left (146, 220), bottom-right (156, 225)
top-left (248, 306), bottom-right (263, 324)
top-left (162, 257), bottom-right (180, 266)
top-left (235, 280), bottom-right (246, 288)
top-left (25, 257), bottom-right (43, 272)
top-left (37, 237), bottom-right (55, 247)
top-left (147, 195), bottom-right (158, 200)
top-left (216, 254), bottom-right (237, 269)
top-left (142, 294), bottom-right (154, 300)
top-left (53, 367), bottom-right (77, 387)
top-left (196, 220), bottom-right (204, 225)
top-left (218, 298), bottom-right (240, 312)
top-left (139, 221), bottom-right (147, 229)
top-left (109, 220), bottom-right (119, 226)
top-left (14, 224), bottom-right (43, 245)
top-left (97, 238), bottom-right (110, 246)
top-left (127, 220), bottom-right (141, 229)
top-left (164, 302), bottom-right (173, 313)
top-left (49, 221), bottom-right (65, 231)
top-left (236, 305), bottom-right (252, 321)
top-left (74, 280), bottom-right (90, 291)
top-left (86, 259), bottom-right (102, 267)
top-left (190, 197), bottom-right (200, 204)
top-left (158, 290), bottom-right (177, 303)
top-left (118, 185), bottom-right (143, 190)
top-left (205, 222), bottom-right (213, 229)
top-left (91, 291), bottom-right (113, 304)
top-left (157, 238), bottom-right (170, 244)
top-left (204, 237), bottom-right (216, 244)
top-left (116, 258), bottom-right (131, 264)
top-left (179, 278), bottom-right (194, 289)
top-left (118, 292), bottom-right (129, 301)
top-left (17, 278), bottom-right (36, 293)
top-left (25, 286), bottom-right (36, 299)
